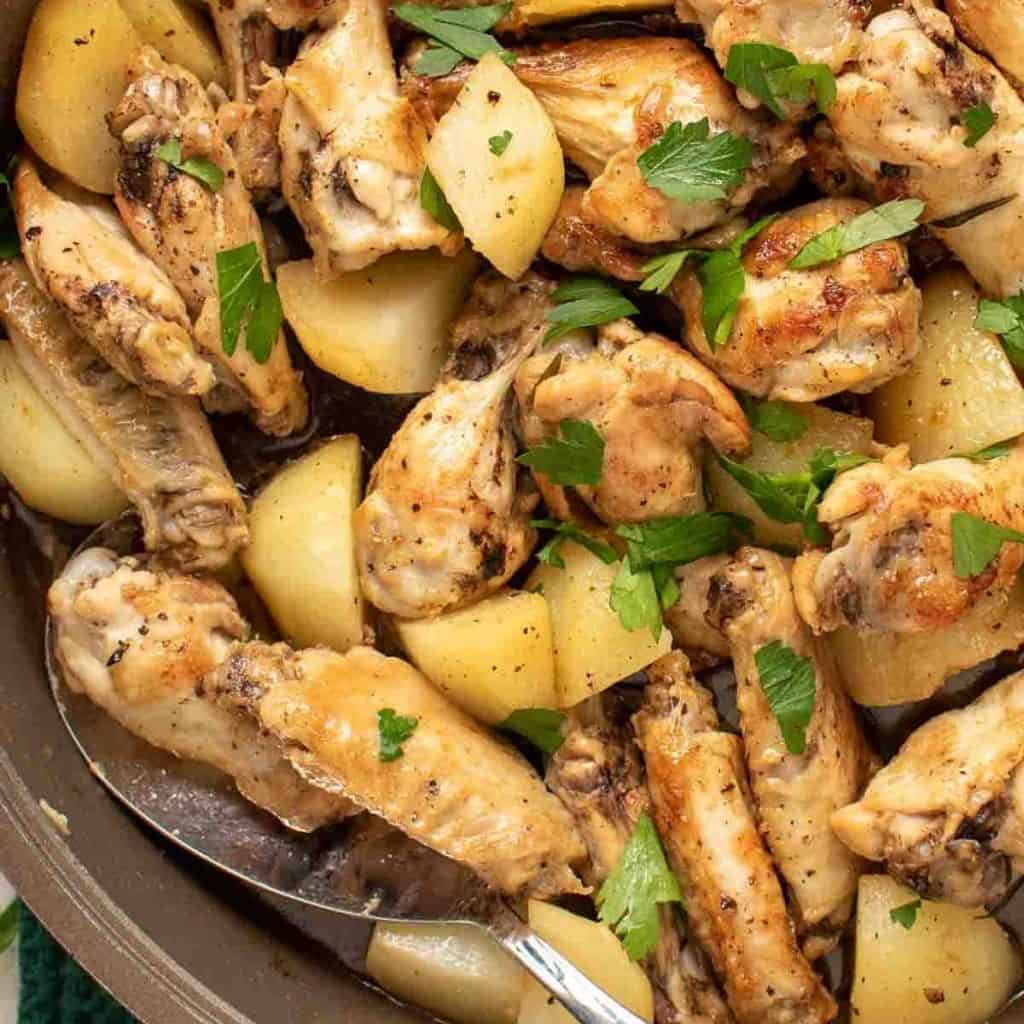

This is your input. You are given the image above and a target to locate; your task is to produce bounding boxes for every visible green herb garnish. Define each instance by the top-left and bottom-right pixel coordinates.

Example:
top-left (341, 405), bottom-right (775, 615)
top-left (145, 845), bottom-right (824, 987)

top-left (740, 396), bottom-right (810, 442)
top-left (754, 640), bottom-right (816, 754)
top-left (396, 3), bottom-right (515, 76)
top-left (488, 130), bottom-right (513, 156)
top-left (950, 512), bottom-right (1024, 578)
top-left (500, 708), bottom-right (566, 754)
top-left (724, 43), bottom-right (836, 119)
top-left (517, 419), bottom-right (605, 486)
top-left (790, 200), bottom-right (924, 270)
top-left (890, 899), bottom-right (922, 930)
top-left (963, 102), bottom-right (995, 148)
top-left (377, 709), bottom-right (419, 762)
top-left (420, 167), bottom-right (461, 231)
top-left (155, 139), bottom-right (224, 192)
top-left (216, 242), bottom-right (281, 363)
top-left (545, 276), bottom-right (638, 341)
top-left (976, 295), bottom-right (1024, 370)
top-left (531, 518), bottom-right (617, 570)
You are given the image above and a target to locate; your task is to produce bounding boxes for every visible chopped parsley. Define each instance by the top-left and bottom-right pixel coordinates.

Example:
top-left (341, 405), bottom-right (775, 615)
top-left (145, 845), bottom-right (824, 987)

top-left (154, 139), bottom-right (224, 192)
top-left (639, 249), bottom-right (698, 294)
top-left (740, 396), bottom-right (810, 442)
top-left (975, 294), bottom-right (1024, 370)
top-left (0, 900), bottom-right (19, 955)
top-left (790, 199), bottom-right (924, 270)
top-left (500, 708), bottom-right (566, 754)
top-left (396, 3), bottom-right (515, 77)
top-left (531, 518), bottom-right (617, 570)
top-left (517, 419), bottom-right (605, 486)
top-left (0, 160), bottom-right (18, 260)
top-left (965, 441), bottom-right (1013, 462)
top-left (420, 167), bottom-right (461, 231)
top-left (889, 898), bottom-right (922, 930)
top-left (962, 102), bottom-right (995, 148)
top-left (950, 512), bottom-right (1024, 578)
top-left (377, 708), bottom-right (419, 762)
top-left (610, 558), bottom-right (677, 639)
top-left (216, 242), bottom-right (281, 363)
top-left (724, 43), bottom-right (836, 119)
top-left (545, 276), bottom-right (638, 341)
top-left (754, 640), bottom-right (816, 755)
top-left (488, 130), bottom-right (513, 156)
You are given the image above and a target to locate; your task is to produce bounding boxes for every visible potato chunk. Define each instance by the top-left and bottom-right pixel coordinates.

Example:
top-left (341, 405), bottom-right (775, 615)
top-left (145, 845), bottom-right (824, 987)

top-left (0, 342), bottom-right (127, 524)
top-left (867, 269), bottom-right (1024, 461)
top-left (242, 437), bottom-right (366, 653)
top-left (277, 249), bottom-right (478, 394)
top-left (427, 54), bottom-right (564, 280)
top-left (852, 875), bottom-right (1020, 1024)
top-left (395, 589), bottom-right (558, 724)
top-left (117, 0), bottom-right (226, 88)
top-left (514, 0), bottom-right (673, 25)
top-left (527, 542), bottom-right (670, 707)
top-left (16, 0), bottom-right (143, 194)
top-left (367, 922), bottom-right (525, 1024)
top-left (519, 902), bottom-right (654, 1024)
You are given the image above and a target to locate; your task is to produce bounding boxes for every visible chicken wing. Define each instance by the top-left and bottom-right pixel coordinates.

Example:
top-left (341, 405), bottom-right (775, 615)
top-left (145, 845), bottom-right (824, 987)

top-left (48, 548), bottom-right (351, 831)
top-left (671, 198), bottom-right (921, 401)
top-left (832, 668), bottom-right (1024, 910)
top-left (109, 47), bottom-right (308, 437)
top-left (701, 548), bottom-right (874, 958)
top-left (792, 445), bottom-right (1024, 635)
top-left (207, 641), bottom-right (588, 899)
top-left (515, 319), bottom-right (750, 524)
top-left (12, 157), bottom-right (213, 400)
top-left (663, 554), bottom-right (733, 662)
top-left (946, 0), bottom-right (1024, 95)
top-left (355, 272), bottom-right (548, 618)
top-left (0, 260), bottom-right (247, 571)
top-left (279, 0), bottom-right (452, 277)
top-left (405, 37), bottom-right (804, 245)
top-left (634, 651), bottom-right (836, 1024)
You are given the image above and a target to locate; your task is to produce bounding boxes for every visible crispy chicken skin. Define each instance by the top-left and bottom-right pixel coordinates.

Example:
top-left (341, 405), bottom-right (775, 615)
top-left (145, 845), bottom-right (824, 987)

top-left (12, 158), bottom-right (213, 400)
top-left (207, 641), bottom-right (588, 899)
top-left (701, 549), bottom-right (874, 958)
top-left (405, 37), bottom-right (804, 245)
top-left (832, 669), bottom-right (1024, 910)
top-left (664, 554), bottom-right (733, 662)
top-left (0, 260), bottom-right (248, 571)
top-left (109, 47), bottom-right (308, 437)
top-left (946, 0), bottom-right (1024, 93)
top-left (48, 549), bottom-right (352, 831)
top-left (355, 273), bottom-right (548, 619)
top-left (634, 652), bottom-right (836, 1024)
top-left (828, 3), bottom-right (1024, 299)
top-left (279, 0), bottom-right (452, 277)
top-left (792, 445), bottom-right (1024, 635)
top-left (548, 694), bottom-right (734, 1024)
top-left (516, 319), bottom-right (750, 523)
top-left (672, 198), bottom-right (921, 401)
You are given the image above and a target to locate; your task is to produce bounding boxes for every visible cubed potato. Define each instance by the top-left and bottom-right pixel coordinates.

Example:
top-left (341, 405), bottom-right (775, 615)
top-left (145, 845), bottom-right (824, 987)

top-left (514, 0), bottom-right (673, 25)
top-left (117, 0), bottom-right (227, 88)
top-left (242, 437), bottom-right (366, 653)
top-left (829, 575), bottom-right (1024, 706)
top-left (705, 404), bottom-right (874, 550)
top-left (16, 0), bottom-right (142, 194)
top-left (427, 54), bottom-right (564, 280)
top-left (395, 589), bottom-right (558, 724)
top-left (527, 542), bottom-right (671, 707)
top-left (852, 875), bottom-right (1020, 1024)
top-left (867, 269), bottom-right (1024, 462)
top-left (277, 249), bottom-right (478, 394)
top-left (519, 902), bottom-right (654, 1024)
top-left (0, 342), bottom-right (127, 524)
top-left (367, 921), bottom-right (525, 1024)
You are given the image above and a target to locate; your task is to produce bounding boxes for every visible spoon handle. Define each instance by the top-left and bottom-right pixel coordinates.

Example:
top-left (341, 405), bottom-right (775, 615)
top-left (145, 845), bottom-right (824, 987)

top-left (488, 913), bottom-right (648, 1024)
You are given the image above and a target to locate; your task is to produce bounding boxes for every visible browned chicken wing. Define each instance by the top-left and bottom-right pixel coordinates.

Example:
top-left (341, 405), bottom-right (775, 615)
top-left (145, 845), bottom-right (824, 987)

top-left (946, 0), bottom-right (1024, 94)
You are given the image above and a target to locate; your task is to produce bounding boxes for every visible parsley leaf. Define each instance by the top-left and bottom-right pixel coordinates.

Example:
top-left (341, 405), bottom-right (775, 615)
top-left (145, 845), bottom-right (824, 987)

top-left (610, 557), bottom-right (665, 639)
top-left (0, 900), bottom-right (19, 955)
top-left (890, 898), bottom-right (922, 930)
top-left (790, 199), bottom-right (924, 270)
top-left (950, 512), bottom-right (1024, 578)
top-left (500, 708), bottom-right (566, 754)
top-left (615, 512), bottom-right (751, 571)
top-left (965, 441), bottom-right (1013, 462)
top-left (517, 419), bottom-right (605, 486)
top-left (637, 118), bottom-right (753, 205)
top-left (963, 103), bottom-right (995, 148)
top-left (0, 164), bottom-right (18, 260)
top-left (396, 3), bottom-right (515, 74)
top-left (640, 250), bottom-right (698, 294)
top-left (216, 242), bottom-right (281, 363)
top-left (488, 130), bottom-right (513, 156)
top-left (377, 708), bottom-right (419, 762)
top-left (545, 276), bottom-right (638, 341)
top-left (976, 295), bottom-right (1024, 370)
top-left (415, 43), bottom-right (465, 76)
top-left (531, 518), bottom-right (617, 569)
top-left (740, 396), bottom-right (809, 442)
top-left (754, 640), bottom-right (816, 755)
top-left (724, 43), bottom-right (835, 119)
top-left (597, 813), bottom-right (683, 960)
top-left (154, 139), bottom-right (224, 192)
top-left (420, 167), bottom-right (461, 231)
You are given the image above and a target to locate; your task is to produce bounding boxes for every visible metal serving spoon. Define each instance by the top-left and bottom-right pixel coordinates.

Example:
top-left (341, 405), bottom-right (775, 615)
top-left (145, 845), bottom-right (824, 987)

top-left (45, 520), bottom-right (646, 1024)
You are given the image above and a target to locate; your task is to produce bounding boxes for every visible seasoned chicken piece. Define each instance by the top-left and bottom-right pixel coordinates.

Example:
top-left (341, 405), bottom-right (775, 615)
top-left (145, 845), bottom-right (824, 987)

top-left (215, 74), bottom-right (287, 197)
top-left (0, 260), bottom-right (247, 571)
top-left (671, 198), bottom-right (921, 401)
top-left (793, 445), bottom-right (1024, 635)
top-left (355, 273), bottom-right (548, 618)
top-left (109, 47), bottom-right (308, 437)
top-left (12, 158), bottom-right (213, 400)
top-left (634, 652), bottom-right (836, 1024)
top-left (279, 0), bottom-right (452, 277)
top-left (701, 548), bottom-right (873, 958)
top-left (516, 319), bottom-right (749, 523)
top-left (49, 548), bottom-right (352, 831)
top-left (947, 0), bottom-right (1024, 94)
top-left (207, 641), bottom-right (588, 899)
top-left (549, 693), bottom-right (733, 1024)
top-left (664, 554), bottom-right (733, 662)
top-left (405, 37), bottom-right (804, 245)
top-left (832, 669), bottom-right (1024, 909)
top-left (828, 3), bottom-right (1024, 299)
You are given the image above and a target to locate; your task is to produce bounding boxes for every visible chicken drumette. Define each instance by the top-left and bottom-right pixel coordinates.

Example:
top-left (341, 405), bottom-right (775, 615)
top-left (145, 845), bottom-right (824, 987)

top-left (946, 0), bottom-right (1024, 95)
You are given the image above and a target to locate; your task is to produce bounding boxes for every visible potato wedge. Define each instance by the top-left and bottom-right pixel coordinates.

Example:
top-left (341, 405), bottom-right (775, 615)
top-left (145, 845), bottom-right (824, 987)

top-left (515, 0), bottom-right (673, 25)
top-left (867, 269), bottom-right (1024, 462)
top-left (242, 437), bottom-right (366, 653)
top-left (0, 342), bottom-right (127, 524)
top-left (278, 249), bottom-right (478, 394)
top-left (705, 404), bottom-right (874, 550)
top-left (519, 902), bottom-right (654, 1024)
top-left (117, 0), bottom-right (226, 88)
top-left (395, 589), bottom-right (558, 724)
top-left (16, 0), bottom-right (142, 194)
top-left (527, 542), bottom-right (671, 707)
top-left (427, 53), bottom-right (564, 280)
top-left (367, 922), bottom-right (525, 1024)
top-left (852, 875), bottom-right (1020, 1024)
